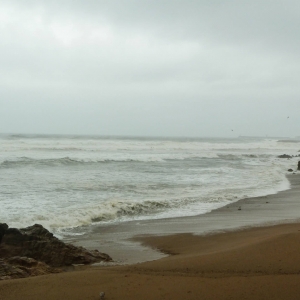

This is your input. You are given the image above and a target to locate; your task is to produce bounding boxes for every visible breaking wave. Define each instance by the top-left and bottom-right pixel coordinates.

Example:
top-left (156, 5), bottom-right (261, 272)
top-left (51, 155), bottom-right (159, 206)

top-left (1, 134), bottom-right (299, 237)
top-left (0, 155), bottom-right (232, 168)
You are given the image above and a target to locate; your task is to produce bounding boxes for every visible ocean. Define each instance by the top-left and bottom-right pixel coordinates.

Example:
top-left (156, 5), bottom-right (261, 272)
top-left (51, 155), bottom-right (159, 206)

top-left (0, 134), bottom-right (299, 237)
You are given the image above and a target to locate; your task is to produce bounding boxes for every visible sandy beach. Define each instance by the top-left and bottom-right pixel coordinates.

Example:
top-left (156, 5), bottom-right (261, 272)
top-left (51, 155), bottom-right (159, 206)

top-left (1, 174), bottom-right (300, 300)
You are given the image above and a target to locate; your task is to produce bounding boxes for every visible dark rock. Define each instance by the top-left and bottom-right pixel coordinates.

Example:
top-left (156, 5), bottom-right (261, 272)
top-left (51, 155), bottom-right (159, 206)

top-left (298, 161), bottom-right (300, 171)
top-left (0, 224), bottom-right (112, 280)
top-left (278, 154), bottom-right (292, 158)
top-left (0, 224), bottom-right (111, 267)
top-left (0, 257), bottom-right (60, 280)
top-left (0, 223), bottom-right (8, 243)
top-left (288, 169), bottom-right (293, 172)
top-left (0, 258), bottom-right (28, 280)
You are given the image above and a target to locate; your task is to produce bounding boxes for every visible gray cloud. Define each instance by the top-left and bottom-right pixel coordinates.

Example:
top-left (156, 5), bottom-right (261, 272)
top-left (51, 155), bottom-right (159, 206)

top-left (0, 0), bottom-right (299, 137)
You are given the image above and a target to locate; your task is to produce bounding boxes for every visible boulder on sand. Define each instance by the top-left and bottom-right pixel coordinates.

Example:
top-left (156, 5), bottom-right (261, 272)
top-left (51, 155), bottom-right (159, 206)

top-left (0, 256), bottom-right (60, 280)
top-left (0, 223), bottom-right (112, 280)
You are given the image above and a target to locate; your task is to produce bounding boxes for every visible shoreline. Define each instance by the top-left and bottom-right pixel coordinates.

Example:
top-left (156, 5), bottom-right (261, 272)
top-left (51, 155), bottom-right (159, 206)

top-left (66, 173), bottom-right (300, 264)
top-left (2, 174), bottom-right (300, 299)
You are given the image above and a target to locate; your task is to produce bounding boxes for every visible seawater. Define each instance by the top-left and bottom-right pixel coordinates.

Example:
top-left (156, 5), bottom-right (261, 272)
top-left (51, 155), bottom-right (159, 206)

top-left (0, 134), bottom-right (299, 236)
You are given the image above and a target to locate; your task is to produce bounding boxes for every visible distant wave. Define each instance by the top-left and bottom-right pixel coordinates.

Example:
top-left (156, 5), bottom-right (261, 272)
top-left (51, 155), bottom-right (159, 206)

top-left (0, 152), bottom-right (275, 169)
top-left (278, 139), bottom-right (300, 143)
top-left (1, 155), bottom-right (235, 168)
top-left (0, 157), bottom-right (139, 168)
top-left (0, 157), bottom-right (84, 168)
top-left (31, 147), bottom-right (96, 152)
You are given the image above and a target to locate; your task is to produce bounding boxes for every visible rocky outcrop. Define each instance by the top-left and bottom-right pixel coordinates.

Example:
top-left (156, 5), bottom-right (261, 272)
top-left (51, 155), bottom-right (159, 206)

top-left (278, 154), bottom-right (292, 158)
top-left (0, 223), bottom-right (112, 280)
top-left (0, 257), bottom-right (60, 280)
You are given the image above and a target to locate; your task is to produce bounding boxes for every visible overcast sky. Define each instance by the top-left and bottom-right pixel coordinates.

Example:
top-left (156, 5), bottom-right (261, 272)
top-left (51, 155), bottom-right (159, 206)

top-left (0, 0), bottom-right (299, 137)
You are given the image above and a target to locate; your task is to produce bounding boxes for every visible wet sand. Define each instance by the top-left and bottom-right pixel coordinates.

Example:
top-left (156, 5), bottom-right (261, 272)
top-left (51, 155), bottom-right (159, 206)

top-left (1, 174), bottom-right (300, 300)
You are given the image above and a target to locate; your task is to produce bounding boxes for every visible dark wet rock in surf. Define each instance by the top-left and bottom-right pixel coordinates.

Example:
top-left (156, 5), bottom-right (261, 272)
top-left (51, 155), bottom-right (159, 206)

top-left (278, 154), bottom-right (292, 158)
